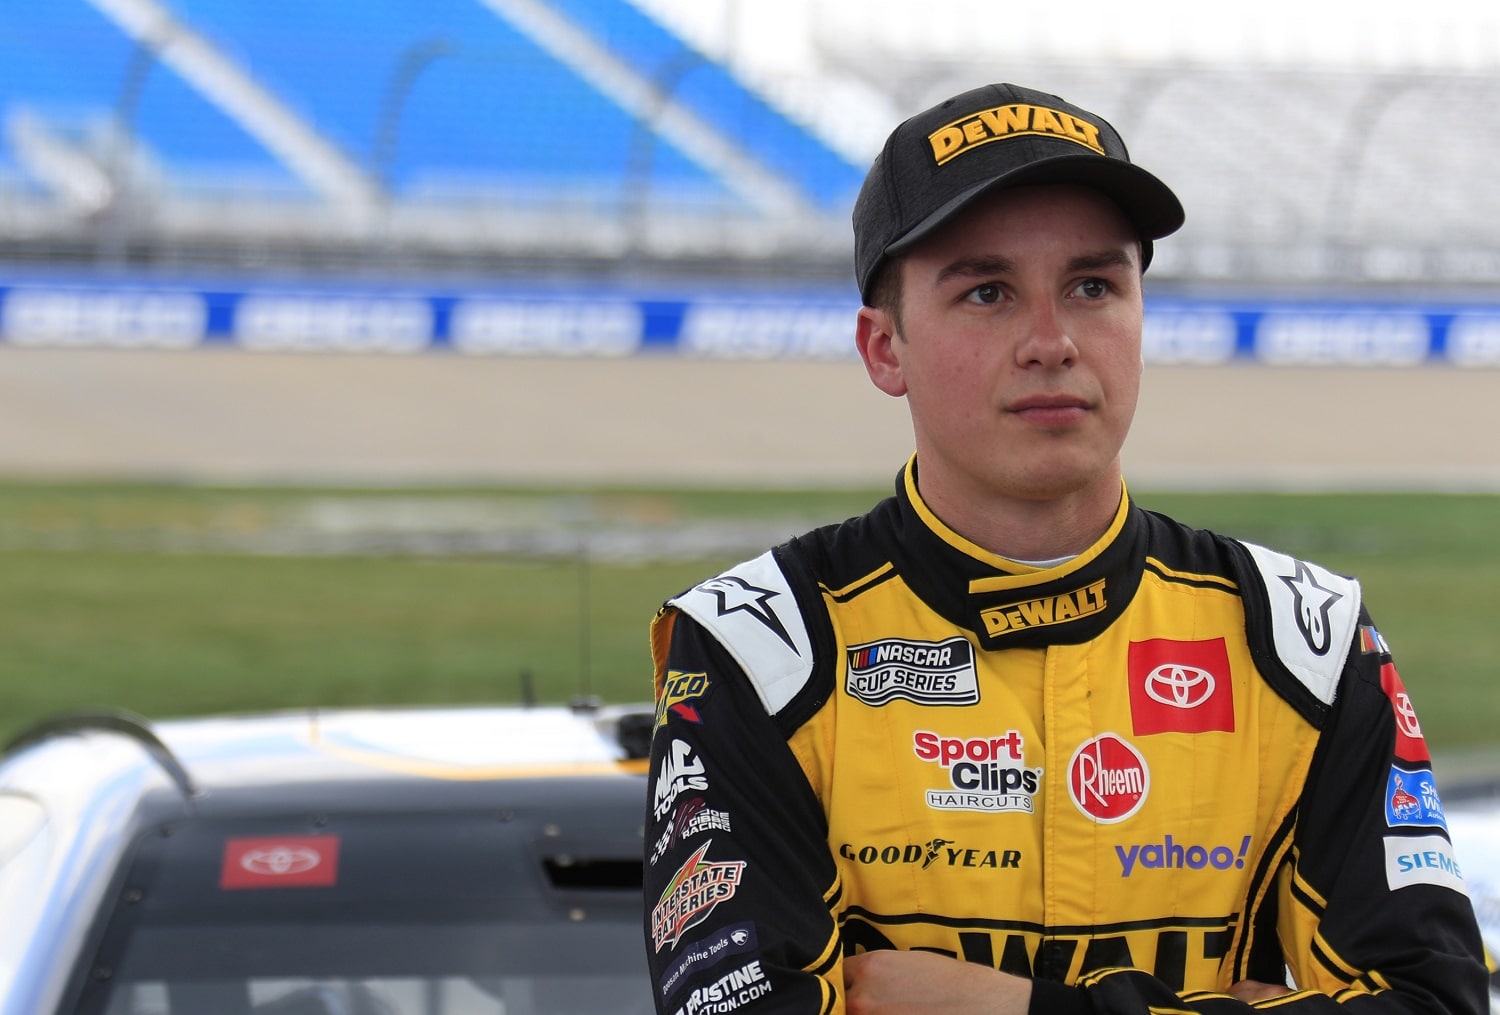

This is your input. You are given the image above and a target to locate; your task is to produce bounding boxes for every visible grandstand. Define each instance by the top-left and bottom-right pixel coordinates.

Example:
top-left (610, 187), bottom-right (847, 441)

top-left (5, 0), bottom-right (1500, 292)
top-left (0, 0), bottom-right (863, 279)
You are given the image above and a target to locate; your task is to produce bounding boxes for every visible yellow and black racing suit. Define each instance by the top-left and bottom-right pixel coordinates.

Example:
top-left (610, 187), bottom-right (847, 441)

top-left (644, 460), bottom-right (1487, 1015)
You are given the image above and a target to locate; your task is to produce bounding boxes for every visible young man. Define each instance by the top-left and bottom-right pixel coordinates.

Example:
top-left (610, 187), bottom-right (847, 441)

top-left (643, 83), bottom-right (1487, 1015)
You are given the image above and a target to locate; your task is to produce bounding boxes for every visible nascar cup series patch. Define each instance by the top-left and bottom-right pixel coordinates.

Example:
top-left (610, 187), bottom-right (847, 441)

top-left (845, 637), bottom-right (979, 706)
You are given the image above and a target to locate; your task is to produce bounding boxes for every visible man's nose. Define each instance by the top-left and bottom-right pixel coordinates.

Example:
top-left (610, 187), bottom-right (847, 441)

top-left (1016, 300), bottom-right (1078, 367)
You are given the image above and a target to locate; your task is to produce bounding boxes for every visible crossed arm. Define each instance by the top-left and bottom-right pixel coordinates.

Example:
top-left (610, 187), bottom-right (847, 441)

top-left (842, 950), bottom-right (1288, 1014)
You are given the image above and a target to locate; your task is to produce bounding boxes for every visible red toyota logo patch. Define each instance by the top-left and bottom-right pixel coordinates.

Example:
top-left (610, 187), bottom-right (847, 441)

top-left (1068, 733), bottom-right (1149, 823)
top-left (1380, 662), bottom-right (1429, 763)
top-left (1127, 638), bottom-right (1235, 735)
top-left (220, 835), bottom-right (340, 890)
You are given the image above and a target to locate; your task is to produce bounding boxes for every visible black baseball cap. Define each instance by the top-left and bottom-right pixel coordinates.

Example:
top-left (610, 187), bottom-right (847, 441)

top-left (852, 82), bottom-right (1185, 303)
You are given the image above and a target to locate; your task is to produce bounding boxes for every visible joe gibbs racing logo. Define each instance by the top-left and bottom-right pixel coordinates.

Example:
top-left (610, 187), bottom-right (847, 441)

top-left (1068, 733), bottom-right (1149, 823)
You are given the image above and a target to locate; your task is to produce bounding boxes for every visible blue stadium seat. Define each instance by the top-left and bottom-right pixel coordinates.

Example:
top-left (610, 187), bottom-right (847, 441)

top-left (1, 0), bottom-right (860, 214)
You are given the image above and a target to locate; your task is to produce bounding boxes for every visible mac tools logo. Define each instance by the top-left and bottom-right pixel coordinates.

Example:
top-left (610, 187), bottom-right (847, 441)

top-left (1127, 638), bottom-right (1235, 735)
top-left (846, 637), bottom-right (979, 706)
top-left (653, 739), bottom-right (710, 822)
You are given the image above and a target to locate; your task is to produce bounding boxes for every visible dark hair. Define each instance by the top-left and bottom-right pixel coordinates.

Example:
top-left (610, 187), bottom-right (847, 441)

top-left (864, 256), bottom-right (903, 334)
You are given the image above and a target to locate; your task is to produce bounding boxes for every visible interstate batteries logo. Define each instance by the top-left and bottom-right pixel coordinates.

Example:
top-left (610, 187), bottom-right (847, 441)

top-left (846, 637), bottom-right (979, 706)
top-left (914, 730), bottom-right (1042, 813)
top-left (652, 840), bottom-right (747, 953)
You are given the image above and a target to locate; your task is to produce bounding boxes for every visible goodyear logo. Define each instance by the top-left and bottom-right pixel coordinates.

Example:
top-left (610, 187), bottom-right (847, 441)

top-left (981, 579), bottom-right (1107, 638)
top-left (929, 104), bottom-right (1104, 166)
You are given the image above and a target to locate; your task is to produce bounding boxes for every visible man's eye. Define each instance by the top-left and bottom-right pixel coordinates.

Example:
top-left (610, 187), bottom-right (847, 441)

top-left (1077, 279), bottom-right (1109, 299)
top-left (966, 284), bottom-right (1002, 304)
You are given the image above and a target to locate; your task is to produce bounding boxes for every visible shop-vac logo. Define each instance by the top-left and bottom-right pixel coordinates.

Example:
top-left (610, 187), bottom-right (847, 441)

top-left (846, 637), bottom-right (979, 706)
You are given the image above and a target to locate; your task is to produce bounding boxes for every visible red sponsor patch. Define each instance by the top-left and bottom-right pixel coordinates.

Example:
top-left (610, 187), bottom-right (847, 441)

top-left (1068, 734), bottom-right (1149, 823)
top-left (221, 835), bottom-right (340, 890)
top-left (1127, 638), bottom-right (1235, 735)
top-left (1380, 663), bottom-right (1429, 763)
top-left (650, 839), bottom-right (745, 953)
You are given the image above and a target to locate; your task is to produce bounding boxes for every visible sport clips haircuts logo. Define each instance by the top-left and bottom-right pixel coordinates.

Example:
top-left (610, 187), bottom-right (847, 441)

top-left (913, 730), bottom-right (1042, 813)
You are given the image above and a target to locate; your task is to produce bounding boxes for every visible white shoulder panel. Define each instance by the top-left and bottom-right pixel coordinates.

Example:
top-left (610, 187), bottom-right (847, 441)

top-left (669, 550), bottom-right (816, 717)
top-left (1240, 540), bottom-right (1362, 707)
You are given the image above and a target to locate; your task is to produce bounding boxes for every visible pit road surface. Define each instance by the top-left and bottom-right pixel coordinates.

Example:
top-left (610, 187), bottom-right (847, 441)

top-left (0, 348), bottom-right (1494, 490)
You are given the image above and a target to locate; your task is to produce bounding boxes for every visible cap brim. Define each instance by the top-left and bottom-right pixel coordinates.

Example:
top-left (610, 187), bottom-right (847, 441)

top-left (886, 155), bottom-right (1185, 258)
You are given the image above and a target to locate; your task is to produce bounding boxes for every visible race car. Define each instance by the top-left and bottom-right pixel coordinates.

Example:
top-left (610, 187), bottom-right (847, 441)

top-left (0, 702), bottom-right (655, 1015)
top-left (5, 701), bottom-right (1491, 1015)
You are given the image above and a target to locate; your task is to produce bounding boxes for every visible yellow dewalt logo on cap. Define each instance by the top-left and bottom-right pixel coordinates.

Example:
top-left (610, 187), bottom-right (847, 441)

top-left (929, 104), bottom-right (1104, 166)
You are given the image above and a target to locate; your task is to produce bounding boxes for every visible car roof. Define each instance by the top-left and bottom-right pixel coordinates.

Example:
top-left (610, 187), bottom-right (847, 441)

top-left (0, 703), bottom-right (654, 1015)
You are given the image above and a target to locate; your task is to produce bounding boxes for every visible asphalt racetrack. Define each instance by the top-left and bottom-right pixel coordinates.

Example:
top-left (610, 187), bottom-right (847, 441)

top-left (0, 347), bottom-right (1495, 491)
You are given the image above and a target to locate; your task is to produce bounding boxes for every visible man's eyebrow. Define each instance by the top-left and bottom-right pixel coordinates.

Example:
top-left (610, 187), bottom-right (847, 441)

top-left (933, 256), bottom-right (1016, 286)
top-left (931, 247), bottom-right (1137, 287)
top-left (1068, 248), bottom-right (1137, 273)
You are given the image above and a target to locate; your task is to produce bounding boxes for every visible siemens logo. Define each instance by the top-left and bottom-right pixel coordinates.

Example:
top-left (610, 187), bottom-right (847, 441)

top-left (1384, 834), bottom-right (1466, 895)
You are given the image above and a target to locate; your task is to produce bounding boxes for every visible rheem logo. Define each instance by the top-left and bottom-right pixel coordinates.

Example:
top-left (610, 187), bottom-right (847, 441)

top-left (1068, 734), bottom-right (1149, 823)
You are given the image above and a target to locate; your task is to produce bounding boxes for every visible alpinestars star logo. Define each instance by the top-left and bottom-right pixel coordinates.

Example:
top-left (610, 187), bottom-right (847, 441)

top-left (699, 576), bottom-right (797, 652)
top-left (1280, 560), bottom-right (1343, 656)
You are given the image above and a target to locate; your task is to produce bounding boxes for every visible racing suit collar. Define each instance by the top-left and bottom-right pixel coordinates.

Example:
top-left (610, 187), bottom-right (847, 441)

top-left (890, 457), bottom-right (1146, 649)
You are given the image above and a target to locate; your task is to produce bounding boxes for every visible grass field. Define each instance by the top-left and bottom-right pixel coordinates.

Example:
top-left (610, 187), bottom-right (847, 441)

top-left (0, 482), bottom-right (1495, 764)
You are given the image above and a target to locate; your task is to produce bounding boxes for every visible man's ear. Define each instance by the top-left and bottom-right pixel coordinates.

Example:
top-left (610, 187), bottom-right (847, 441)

top-left (856, 306), bottom-right (908, 397)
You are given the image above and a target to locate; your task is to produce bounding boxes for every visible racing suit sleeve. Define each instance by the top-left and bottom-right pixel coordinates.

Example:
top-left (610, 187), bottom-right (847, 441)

top-left (644, 608), bottom-right (844, 1015)
top-left (1030, 611), bottom-right (1489, 1015)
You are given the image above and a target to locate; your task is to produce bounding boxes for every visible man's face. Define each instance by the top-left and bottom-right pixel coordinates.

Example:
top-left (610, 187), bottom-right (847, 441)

top-left (857, 183), bottom-right (1145, 513)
